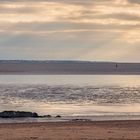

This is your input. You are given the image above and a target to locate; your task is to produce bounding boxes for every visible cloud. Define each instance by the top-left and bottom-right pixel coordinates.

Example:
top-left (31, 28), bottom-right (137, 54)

top-left (127, 0), bottom-right (140, 4)
top-left (0, 0), bottom-right (107, 4)
top-left (0, 0), bottom-right (139, 62)
top-left (0, 21), bottom-right (139, 33)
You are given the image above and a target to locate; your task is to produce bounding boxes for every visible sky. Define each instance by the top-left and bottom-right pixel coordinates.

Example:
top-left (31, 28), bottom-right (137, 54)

top-left (0, 0), bottom-right (140, 62)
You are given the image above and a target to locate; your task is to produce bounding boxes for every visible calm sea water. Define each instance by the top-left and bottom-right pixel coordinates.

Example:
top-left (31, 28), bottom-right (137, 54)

top-left (0, 75), bottom-right (140, 122)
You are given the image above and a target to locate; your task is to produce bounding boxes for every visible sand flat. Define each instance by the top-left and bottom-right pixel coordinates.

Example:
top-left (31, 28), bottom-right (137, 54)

top-left (0, 121), bottom-right (140, 140)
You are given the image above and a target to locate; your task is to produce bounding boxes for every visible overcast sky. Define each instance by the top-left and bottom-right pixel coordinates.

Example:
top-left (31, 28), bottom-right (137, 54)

top-left (0, 0), bottom-right (140, 62)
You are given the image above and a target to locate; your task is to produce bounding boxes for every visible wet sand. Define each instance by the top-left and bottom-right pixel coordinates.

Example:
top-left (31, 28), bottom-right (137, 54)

top-left (0, 120), bottom-right (140, 140)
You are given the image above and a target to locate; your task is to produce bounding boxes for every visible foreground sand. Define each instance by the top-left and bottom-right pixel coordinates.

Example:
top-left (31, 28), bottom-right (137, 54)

top-left (0, 120), bottom-right (140, 140)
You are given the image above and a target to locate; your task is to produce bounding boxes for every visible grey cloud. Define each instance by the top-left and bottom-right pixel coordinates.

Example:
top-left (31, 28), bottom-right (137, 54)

top-left (0, 0), bottom-right (112, 5)
top-left (90, 13), bottom-right (140, 22)
top-left (0, 0), bottom-right (92, 4)
top-left (103, 13), bottom-right (140, 21)
top-left (127, 0), bottom-right (140, 4)
top-left (0, 21), bottom-right (139, 33)
top-left (0, 6), bottom-right (39, 14)
top-left (68, 12), bottom-right (140, 22)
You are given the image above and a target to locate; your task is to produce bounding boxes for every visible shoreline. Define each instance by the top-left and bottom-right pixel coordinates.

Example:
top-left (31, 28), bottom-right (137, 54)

top-left (0, 120), bottom-right (140, 140)
top-left (1, 72), bottom-right (140, 75)
top-left (1, 114), bottom-right (140, 124)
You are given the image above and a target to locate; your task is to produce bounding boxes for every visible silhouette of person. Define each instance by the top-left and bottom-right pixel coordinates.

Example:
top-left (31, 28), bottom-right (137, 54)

top-left (116, 64), bottom-right (118, 69)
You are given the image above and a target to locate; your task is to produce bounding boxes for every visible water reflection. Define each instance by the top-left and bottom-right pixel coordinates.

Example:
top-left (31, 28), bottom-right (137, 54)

top-left (0, 75), bottom-right (140, 116)
top-left (0, 75), bottom-right (140, 86)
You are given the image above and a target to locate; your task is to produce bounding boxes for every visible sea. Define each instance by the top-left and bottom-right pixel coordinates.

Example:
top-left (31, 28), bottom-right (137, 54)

top-left (0, 75), bottom-right (140, 123)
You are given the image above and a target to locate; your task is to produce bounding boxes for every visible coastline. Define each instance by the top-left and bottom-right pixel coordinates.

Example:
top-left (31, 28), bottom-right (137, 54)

top-left (0, 120), bottom-right (140, 140)
top-left (1, 72), bottom-right (140, 75)
top-left (0, 61), bottom-right (140, 75)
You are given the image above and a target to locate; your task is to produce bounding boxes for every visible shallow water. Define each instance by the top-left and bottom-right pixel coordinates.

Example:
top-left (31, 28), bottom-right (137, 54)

top-left (0, 75), bottom-right (140, 122)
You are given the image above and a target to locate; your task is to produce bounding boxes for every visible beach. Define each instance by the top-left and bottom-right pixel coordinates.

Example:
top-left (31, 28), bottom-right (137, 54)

top-left (0, 120), bottom-right (140, 140)
top-left (0, 63), bottom-right (140, 140)
top-left (0, 0), bottom-right (140, 139)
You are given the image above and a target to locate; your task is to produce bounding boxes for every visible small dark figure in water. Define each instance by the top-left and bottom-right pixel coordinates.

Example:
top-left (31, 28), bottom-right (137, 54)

top-left (116, 64), bottom-right (118, 69)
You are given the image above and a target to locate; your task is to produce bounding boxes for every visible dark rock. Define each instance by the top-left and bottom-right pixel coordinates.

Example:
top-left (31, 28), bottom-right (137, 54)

top-left (45, 115), bottom-right (52, 118)
top-left (0, 111), bottom-right (38, 118)
top-left (55, 115), bottom-right (61, 118)
top-left (71, 119), bottom-right (91, 122)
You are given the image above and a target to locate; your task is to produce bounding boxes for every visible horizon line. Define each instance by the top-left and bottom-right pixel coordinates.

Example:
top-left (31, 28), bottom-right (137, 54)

top-left (0, 59), bottom-right (140, 64)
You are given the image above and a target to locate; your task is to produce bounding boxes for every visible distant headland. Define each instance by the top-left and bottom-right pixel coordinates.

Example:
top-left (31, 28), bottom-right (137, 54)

top-left (0, 60), bottom-right (140, 75)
